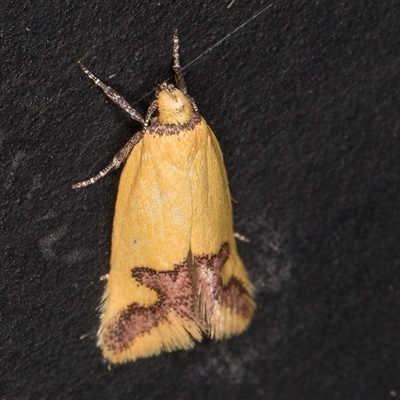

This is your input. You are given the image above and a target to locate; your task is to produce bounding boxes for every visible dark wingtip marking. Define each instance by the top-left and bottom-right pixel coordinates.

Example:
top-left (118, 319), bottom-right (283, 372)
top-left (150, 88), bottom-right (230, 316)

top-left (101, 260), bottom-right (198, 354)
top-left (221, 276), bottom-right (254, 317)
top-left (194, 242), bottom-right (254, 318)
top-left (101, 243), bottom-right (253, 355)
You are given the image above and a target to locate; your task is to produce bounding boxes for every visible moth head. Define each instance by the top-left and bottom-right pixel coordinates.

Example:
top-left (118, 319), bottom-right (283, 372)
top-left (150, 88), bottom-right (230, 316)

top-left (157, 82), bottom-right (194, 124)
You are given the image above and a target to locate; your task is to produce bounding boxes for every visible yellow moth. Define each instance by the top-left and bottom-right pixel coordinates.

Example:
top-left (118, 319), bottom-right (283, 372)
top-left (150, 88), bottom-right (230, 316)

top-left (73, 29), bottom-right (255, 364)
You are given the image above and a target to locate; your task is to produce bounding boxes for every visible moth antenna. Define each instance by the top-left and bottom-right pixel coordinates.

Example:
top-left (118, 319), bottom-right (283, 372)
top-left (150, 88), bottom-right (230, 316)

top-left (172, 28), bottom-right (187, 94)
top-left (78, 61), bottom-right (145, 125)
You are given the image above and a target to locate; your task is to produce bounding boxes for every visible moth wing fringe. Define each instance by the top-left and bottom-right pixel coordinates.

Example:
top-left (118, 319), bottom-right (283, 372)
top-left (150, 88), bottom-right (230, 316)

top-left (97, 311), bottom-right (203, 364)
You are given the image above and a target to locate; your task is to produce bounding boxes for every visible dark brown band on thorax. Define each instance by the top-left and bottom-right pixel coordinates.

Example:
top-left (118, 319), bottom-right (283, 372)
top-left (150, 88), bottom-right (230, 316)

top-left (147, 113), bottom-right (202, 136)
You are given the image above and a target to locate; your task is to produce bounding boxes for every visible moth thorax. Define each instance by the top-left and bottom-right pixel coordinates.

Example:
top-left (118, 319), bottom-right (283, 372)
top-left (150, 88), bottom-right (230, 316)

top-left (157, 86), bottom-right (194, 125)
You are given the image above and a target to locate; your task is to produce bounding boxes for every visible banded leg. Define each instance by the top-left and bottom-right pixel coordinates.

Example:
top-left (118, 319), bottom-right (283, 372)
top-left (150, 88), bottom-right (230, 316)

top-left (72, 130), bottom-right (144, 189)
top-left (78, 61), bottom-right (145, 125)
top-left (143, 100), bottom-right (159, 130)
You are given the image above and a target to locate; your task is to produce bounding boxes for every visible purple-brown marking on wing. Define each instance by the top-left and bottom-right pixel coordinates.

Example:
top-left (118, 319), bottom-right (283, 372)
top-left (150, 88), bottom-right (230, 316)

top-left (101, 259), bottom-right (199, 353)
top-left (194, 243), bottom-right (253, 319)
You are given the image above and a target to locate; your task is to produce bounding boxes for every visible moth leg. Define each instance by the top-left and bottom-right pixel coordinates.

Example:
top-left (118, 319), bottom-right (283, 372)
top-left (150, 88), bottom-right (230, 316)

top-left (72, 130), bottom-right (144, 189)
top-left (234, 232), bottom-right (250, 243)
top-left (143, 100), bottom-right (158, 130)
top-left (78, 61), bottom-right (145, 125)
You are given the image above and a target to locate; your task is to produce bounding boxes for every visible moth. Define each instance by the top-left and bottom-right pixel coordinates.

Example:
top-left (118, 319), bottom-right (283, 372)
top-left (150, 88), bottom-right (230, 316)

top-left (73, 29), bottom-right (255, 364)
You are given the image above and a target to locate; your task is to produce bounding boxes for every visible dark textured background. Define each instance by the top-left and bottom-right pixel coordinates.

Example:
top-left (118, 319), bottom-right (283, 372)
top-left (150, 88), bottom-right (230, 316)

top-left (1, 1), bottom-right (400, 399)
